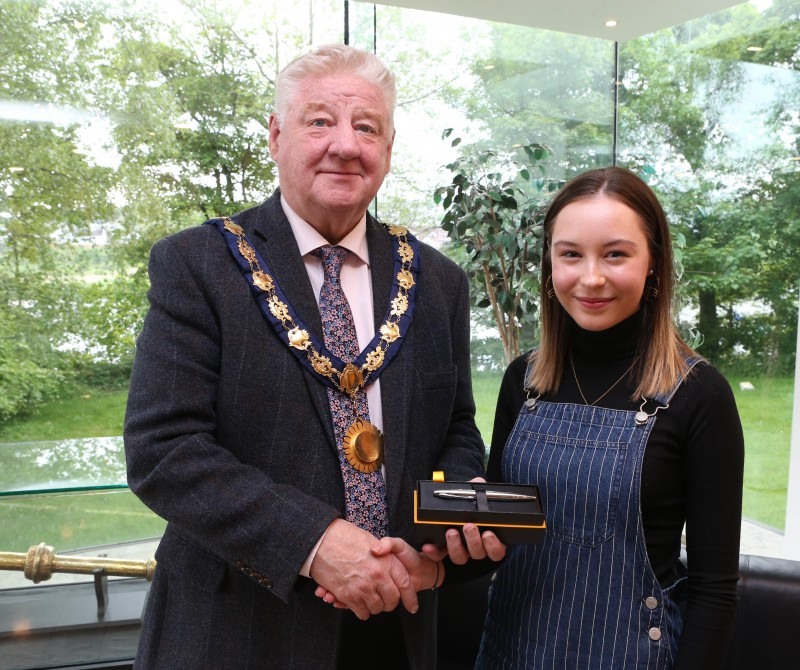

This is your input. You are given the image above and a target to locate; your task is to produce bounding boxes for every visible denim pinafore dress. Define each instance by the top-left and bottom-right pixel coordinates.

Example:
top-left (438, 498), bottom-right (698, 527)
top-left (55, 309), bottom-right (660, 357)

top-left (477, 363), bottom-right (697, 669)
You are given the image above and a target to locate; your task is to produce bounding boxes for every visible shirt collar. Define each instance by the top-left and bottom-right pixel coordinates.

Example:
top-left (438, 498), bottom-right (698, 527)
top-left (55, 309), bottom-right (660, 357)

top-left (281, 194), bottom-right (370, 266)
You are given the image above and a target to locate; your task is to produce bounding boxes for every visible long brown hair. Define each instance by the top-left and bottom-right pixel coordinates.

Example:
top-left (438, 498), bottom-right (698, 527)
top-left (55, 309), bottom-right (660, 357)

top-left (527, 167), bottom-right (698, 399)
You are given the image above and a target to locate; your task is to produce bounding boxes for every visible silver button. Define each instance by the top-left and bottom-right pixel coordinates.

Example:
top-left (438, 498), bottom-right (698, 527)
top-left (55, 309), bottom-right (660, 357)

top-left (644, 596), bottom-right (659, 609)
top-left (648, 627), bottom-right (662, 641)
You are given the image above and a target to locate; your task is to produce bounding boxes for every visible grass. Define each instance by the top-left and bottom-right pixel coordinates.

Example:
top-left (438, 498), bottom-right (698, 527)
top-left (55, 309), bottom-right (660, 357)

top-left (727, 375), bottom-right (793, 530)
top-left (0, 386), bottom-right (164, 553)
top-left (472, 370), bottom-right (504, 446)
top-left (0, 388), bottom-right (128, 442)
top-left (0, 370), bottom-right (792, 554)
top-left (1, 489), bottom-right (166, 553)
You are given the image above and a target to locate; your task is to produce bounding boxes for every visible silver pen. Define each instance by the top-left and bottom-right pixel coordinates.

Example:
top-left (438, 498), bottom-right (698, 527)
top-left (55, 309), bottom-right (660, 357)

top-left (433, 489), bottom-right (537, 501)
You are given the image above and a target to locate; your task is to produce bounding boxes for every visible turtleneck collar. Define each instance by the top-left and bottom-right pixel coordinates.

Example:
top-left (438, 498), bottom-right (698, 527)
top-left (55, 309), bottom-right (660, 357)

top-left (570, 309), bottom-right (643, 364)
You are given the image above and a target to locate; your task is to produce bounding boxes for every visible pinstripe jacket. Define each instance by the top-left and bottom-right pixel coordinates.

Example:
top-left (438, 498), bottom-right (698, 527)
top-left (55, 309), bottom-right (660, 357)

top-left (123, 191), bottom-right (485, 669)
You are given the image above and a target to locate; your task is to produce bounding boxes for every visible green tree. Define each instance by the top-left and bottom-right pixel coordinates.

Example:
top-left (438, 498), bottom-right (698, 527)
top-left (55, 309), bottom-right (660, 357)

top-left (434, 132), bottom-right (557, 365)
top-left (416, 20), bottom-right (616, 364)
top-left (0, 0), bottom-right (319, 421)
top-left (95, 2), bottom-right (284, 358)
top-left (0, 0), bottom-right (118, 417)
top-left (618, 2), bottom-right (800, 369)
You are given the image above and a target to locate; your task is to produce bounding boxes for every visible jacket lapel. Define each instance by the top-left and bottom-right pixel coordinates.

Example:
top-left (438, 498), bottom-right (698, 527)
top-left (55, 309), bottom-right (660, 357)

top-left (249, 193), bottom-right (337, 453)
top-left (367, 215), bottom-right (414, 519)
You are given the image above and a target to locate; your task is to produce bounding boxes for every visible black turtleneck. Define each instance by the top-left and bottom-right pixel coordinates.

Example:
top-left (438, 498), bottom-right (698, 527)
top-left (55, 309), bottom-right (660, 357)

top-left (486, 311), bottom-right (744, 670)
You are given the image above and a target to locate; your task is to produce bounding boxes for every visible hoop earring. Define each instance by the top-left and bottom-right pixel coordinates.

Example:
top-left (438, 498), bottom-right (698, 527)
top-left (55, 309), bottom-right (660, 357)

top-left (644, 274), bottom-right (660, 302)
top-left (545, 275), bottom-right (555, 299)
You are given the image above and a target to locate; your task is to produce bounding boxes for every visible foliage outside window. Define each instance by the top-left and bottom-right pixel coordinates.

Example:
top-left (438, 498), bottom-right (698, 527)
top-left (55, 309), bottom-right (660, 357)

top-left (0, 0), bottom-right (797, 544)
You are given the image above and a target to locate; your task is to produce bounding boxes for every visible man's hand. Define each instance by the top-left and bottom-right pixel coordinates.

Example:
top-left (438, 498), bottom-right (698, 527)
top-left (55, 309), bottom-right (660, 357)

top-left (315, 535), bottom-right (441, 610)
top-left (370, 537), bottom-right (442, 591)
top-left (309, 519), bottom-right (418, 620)
top-left (420, 477), bottom-right (508, 565)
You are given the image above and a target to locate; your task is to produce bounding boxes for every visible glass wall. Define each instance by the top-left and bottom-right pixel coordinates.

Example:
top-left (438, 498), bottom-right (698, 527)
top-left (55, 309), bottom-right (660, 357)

top-left (615, 1), bottom-right (799, 549)
top-left (0, 0), bottom-right (344, 568)
top-left (0, 0), bottom-right (797, 575)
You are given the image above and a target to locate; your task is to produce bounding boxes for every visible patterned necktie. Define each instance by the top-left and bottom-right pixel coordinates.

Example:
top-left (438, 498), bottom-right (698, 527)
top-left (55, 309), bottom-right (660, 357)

top-left (314, 245), bottom-right (388, 538)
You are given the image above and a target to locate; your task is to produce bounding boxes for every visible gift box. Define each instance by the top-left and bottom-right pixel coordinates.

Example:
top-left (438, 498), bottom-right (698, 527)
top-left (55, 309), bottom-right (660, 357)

top-left (413, 479), bottom-right (545, 545)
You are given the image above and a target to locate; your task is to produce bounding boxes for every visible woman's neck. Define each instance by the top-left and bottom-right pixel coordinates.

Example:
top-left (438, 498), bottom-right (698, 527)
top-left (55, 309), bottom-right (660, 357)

top-left (570, 310), bottom-right (642, 365)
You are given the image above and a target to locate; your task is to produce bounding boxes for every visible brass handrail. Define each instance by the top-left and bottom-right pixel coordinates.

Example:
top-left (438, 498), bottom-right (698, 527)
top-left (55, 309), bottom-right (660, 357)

top-left (0, 542), bottom-right (157, 584)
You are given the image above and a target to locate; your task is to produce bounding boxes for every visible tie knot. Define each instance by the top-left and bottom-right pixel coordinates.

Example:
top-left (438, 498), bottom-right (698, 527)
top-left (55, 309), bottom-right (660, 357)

top-left (314, 245), bottom-right (349, 280)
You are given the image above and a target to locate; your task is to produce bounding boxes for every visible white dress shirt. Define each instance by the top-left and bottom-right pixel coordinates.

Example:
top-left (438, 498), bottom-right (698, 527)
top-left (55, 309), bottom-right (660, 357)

top-left (281, 195), bottom-right (387, 576)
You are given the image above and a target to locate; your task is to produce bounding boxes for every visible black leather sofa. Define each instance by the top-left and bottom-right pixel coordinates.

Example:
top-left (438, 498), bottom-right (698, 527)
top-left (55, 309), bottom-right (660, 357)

top-left (437, 553), bottom-right (800, 669)
top-left (723, 553), bottom-right (800, 669)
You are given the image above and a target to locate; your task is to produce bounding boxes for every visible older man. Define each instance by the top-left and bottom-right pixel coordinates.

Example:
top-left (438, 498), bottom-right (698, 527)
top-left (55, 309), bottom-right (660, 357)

top-left (124, 44), bottom-right (497, 669)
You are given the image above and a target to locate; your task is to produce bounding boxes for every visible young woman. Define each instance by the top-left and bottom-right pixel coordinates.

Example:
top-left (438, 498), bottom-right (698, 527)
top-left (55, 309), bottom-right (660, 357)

top-left (477, 167), bottom-right (744, 669)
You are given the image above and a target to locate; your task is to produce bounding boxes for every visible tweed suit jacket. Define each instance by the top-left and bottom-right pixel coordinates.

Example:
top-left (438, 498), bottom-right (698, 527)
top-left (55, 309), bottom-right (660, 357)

top-left (123, 191), bottom-right (486, 669)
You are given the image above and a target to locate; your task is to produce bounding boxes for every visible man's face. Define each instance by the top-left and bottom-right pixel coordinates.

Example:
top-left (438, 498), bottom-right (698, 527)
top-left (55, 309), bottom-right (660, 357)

top-left (269, 72), bottom-right (394, 241)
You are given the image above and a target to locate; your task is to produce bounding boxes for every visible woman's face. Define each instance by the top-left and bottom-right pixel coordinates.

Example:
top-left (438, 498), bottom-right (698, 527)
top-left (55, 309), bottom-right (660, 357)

top-left (550, 195), bottom-right (652, 332)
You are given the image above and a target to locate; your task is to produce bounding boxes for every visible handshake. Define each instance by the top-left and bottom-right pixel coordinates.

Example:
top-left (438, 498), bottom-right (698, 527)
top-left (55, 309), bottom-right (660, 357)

top-left (309, 478), bottom-right (507, 621)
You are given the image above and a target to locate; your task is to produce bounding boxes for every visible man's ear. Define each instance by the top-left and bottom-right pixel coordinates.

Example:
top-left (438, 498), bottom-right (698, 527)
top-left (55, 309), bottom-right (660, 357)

top-left (268, 115), bottom-right (280, 159)
top-left (385, 128), bottom-right (396, 172)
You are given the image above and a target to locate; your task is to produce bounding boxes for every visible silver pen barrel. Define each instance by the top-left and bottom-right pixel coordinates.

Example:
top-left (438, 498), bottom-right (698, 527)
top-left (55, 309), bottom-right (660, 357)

top-left (433, 489), bottom-right (537, 501)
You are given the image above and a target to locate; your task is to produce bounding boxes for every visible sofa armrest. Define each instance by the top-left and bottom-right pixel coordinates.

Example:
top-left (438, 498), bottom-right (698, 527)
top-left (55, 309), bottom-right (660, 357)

top-left (723, 553), bottom-right (800, 669)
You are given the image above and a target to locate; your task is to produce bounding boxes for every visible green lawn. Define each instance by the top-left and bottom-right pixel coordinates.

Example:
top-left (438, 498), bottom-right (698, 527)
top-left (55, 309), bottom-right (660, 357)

top-left (472, 370), bottom-right (504, 446)
top-left (0, 388), bottom-right (128, 442)
top-left (1, 489), bottom-right (166, 553)
top-left (0, 387), bottom-right (164, 553)
top-left (0, 370), bottom-right (792, 555)
top-left (728, 375), bottom-right (793, 530)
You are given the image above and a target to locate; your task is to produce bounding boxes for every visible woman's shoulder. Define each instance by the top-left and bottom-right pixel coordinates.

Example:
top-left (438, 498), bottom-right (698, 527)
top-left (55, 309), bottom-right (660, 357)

top-left (502, 350), bottom-right (533, 385)
top-left (509, 350), bottom-right (533, 372)
top-left (671, 359), bottom-right (741, 422)
top-left (682, 359), bottom-right (735, 394)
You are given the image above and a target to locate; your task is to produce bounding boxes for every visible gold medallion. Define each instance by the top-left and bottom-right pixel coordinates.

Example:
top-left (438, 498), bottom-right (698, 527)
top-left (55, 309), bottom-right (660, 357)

top-left (343, 418), bottom-right (384, 473)
top-left (268, 296), bottom-right (290, 321)
top-left (239, 240), bottom-right (257, 265)
top-left (311, 352), bottom-right (335, 376)
top-left (338, 362), bottom-right (364, 395)
top-left (398, 241), bottom-right (413, 263)
top-left (365, 348), bottom-right (384, 371)
top-left (390, 294), bottom-right (409, 316)
top-left (380, 322), bottom-right (401, 343)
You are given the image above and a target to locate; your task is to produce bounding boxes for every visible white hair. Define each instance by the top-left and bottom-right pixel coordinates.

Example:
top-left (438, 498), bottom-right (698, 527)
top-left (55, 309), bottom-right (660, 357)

top-left (273, 44), bottom-right (396, 130)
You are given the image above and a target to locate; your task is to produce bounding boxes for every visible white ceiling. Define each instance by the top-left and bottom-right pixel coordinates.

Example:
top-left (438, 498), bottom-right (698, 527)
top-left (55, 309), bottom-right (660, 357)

top-left (370, 0), bottom-right (748, 41)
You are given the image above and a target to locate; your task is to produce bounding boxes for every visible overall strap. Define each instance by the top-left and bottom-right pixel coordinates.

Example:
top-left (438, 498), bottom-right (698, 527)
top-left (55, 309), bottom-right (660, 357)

top-left (651, 355), bottom-right (703, 406)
